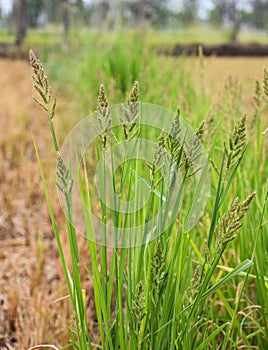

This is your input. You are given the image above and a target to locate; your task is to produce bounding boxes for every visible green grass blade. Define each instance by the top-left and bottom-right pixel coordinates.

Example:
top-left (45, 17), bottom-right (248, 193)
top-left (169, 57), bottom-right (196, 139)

top-left (201, 259), bottom-right (254, 300)
top-left (195, 322), bottom-right (230, 350)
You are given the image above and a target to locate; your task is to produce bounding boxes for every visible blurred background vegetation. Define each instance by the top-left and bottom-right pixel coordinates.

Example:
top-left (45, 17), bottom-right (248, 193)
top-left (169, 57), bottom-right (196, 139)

top-left (0, 0), bottom-right (267, 47)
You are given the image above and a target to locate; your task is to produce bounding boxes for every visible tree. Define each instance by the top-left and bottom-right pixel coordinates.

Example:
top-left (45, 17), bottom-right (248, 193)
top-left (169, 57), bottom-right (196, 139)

top-left (180, 0), bottom-right (198, 24)
top-left (45, 0), bottom-right (61, 23)
top-left (70, 0), bottom-right (88, 23)
top-left (123, 0), bottom-right (171, 27)
top-left (88, 0), bottom-right (110, 25)
top-left (74, 0), bottom-right (85, 14)
top-left (27, 0), bottom-right (44, 27)
top-left (222, 0), bottom-right (241, 42)
top-left (15, 0), bottom-right (27, 46)
top-left (210, 0), bottom-right (241, 43)
top-left (62, 0), bottom-right (71, 41)
top-left (210, 0), bottom-right (228, 24)
top-left (251, 0), bottom-right (268, 29)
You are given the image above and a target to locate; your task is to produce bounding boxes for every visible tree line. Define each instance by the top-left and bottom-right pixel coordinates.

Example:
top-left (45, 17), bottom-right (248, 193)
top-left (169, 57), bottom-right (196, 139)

top-left (2, 0), bottom-right (268, 46)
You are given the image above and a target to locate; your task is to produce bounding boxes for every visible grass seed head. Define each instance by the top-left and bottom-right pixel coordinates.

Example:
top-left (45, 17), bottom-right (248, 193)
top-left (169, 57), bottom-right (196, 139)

top-left (215, 192), bottom-right (256, 256)
top-left (131, 282), bottom-right (146, 336)
top-left (150, 242), bottom-right (168, 302)
top-left (223, 76), bottom-right (242, 121)
top-left (127, 81), bottom-right (139, 104)
top-left (29, 50), bottom-right (51, 111)
top-left (195, 119), bottom-right (206, 143)
top-left (190, 119), bottom-right (206, 159)
top-left (152, 129), bottom-right (167, 175)
top-left (120, 81), bottom-right (140, 140)
top-left (254, 79), bottom-right (262, 108)
top-left (166, 108), bottom-right (182, 162)
top-left (184, 119), bottom-right (206, 173)
top-left (263, 66), bottom-right (268, 101)
top-left (225, 114), bottom-right (246, 170)
top-left (170, 107), bottom-right (181, 143)
top-left (95, 84), bottom-right (111, 149)
top-left (56, 152), bottom-right (73, 198)
top-left (29, 50), bottom-right (57, 127)
top-left (98, 84), bottom-right (109, 110)
top-left (185, 263), bottom-right (202, 304)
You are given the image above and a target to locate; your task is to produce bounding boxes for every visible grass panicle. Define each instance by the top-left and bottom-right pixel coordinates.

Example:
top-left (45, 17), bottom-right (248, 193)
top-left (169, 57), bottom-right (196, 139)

top-left (131, 282), bottom-right (146, 336)
top-left (185, 119), bottom-right (206, 172)
top-left (166, 107), bottom-right (182, 162)
top-left (56, 152), bottom-right (73, 199)
top-left (223, 76), bottom-right (242, 121)
top-left (95, 84), bottom-right (111, 149)
top-left (186, 264), bottom-right (202, 304)
top-left (214, 192), bottom-right (256, 256)
top-left (263, 66), bottom-right (268, 101)
top-left (127, 80), bottom-right (139, 104)
top-left (254, 79), bottom-right (262, 109)
top-left (225, 114), bottom-right (246, 170)
top-left (195, 119), bottom-right (206, 143)
top-left (150, 129), bottom-right (168, 182)
top-left (150, 242), bottom-right (168, 303)
top-left (120, 81), bottom-right (140, 140)
top-left (29, 49), bottom-right (58, 152)
top-left (153, 129), bottom-right (166, 164)
top-left (29, 49), bottom-right (51, 110)
top-left (252, 67), bottom-right (268, 129)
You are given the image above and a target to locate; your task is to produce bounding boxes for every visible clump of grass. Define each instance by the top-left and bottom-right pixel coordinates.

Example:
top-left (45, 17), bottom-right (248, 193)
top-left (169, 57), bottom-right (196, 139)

top-left (29, 51), bottom-right (264, 350)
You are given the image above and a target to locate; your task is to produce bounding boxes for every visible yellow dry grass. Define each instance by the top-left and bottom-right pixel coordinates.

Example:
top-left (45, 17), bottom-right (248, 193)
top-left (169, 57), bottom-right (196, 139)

top-left (203, 57), bottom-right (268, 102)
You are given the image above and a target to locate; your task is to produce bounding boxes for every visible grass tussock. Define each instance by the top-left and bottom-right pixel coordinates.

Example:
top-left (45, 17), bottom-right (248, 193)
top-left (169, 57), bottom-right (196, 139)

top-left (25, 48), bottom-right (268, 350)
